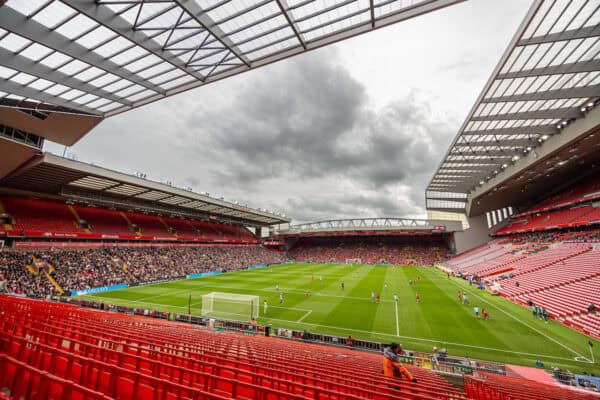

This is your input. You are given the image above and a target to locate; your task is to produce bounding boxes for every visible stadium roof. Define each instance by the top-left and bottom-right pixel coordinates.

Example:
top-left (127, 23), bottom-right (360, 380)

top-left (283, 217), bottom-right (462, 234)
top-left (427, 0), bottom-right (600, 211)
top-left (0, 152), bottom-right (289, 225)
top-left (0, 0), bottom-right (462, 120)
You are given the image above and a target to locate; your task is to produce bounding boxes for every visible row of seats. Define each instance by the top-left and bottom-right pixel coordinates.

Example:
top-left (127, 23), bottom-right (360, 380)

top-left (498, 248), bottom-right (599, 297)
top-left (514, 276), bottom-right (600, 318)
top-left (568, 314), bottom-right (600, 339)
top-left (0, 196), bottom-right (254, 242)
top-left (444, 230), bottom-right (599, 338)
top-left (464, 373), bottom-right (596, 400)
top-left (494, 204), bottom-right (600, 236)
top-left (514, 174), bottom-right (600, 217)
top-left (0, 295), bottom-right (465, 400)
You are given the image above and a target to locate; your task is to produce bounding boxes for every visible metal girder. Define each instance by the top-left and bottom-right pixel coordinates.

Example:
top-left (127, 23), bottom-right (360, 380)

top-left (497, 59), bottom-right (600, 79)
top-left (517, 25), bottom-right (600, 46)
top-left (173, 0), bottom-right (252, 68)
top-left (276, 0), bottom-right (306, 50)
top-left (0, 7), bottom-right (164, 95)
top-left (461, 126), bottom-right (559, 136)
top-left (369, 0), bottom-right (376, 28)
top-left (62, 0), bottom-right (206, 81)
top-left (471, 107), bottom-right (580, 121)
top-left (449, 149), bottom-right (517, 157)
top-left (0, 47), bottom-right (131, 107)
top-left (482, 84), bottom-right (600, 103)
top-left (457, 138), bottom-right (537, 147)
top-left (438, 166), bottom-right (490, 172)
top-left (0, 79), bottom-right (100, 115)
top-left (426, 196), bottom-right (467, 202)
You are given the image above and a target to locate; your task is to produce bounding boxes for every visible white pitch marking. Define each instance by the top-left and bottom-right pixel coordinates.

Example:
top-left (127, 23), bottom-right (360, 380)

top-left (255, 318), bottom-right (586, 363)
top-left (296, 310), bottom-right (313, 323)
top-left (394, 299), bottom-right (400, 337)
top-left (443, 272), bottom-right (593, 363)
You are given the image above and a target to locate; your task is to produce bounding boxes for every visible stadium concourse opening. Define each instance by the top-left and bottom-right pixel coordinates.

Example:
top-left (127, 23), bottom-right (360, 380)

top-left (1, 0), bottom-right (600, 399)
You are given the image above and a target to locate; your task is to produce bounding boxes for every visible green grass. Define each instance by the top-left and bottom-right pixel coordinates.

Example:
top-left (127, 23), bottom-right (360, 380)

top-left (78, 263), bottom-right (600, 374)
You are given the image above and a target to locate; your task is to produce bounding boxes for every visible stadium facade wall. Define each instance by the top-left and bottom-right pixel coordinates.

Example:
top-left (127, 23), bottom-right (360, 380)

top-left (453, 214), bottom-right (494, 254)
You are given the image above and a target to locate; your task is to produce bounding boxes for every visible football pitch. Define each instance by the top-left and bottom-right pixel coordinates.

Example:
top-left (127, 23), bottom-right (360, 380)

top-left (78, 263), bottom-right (600, 374)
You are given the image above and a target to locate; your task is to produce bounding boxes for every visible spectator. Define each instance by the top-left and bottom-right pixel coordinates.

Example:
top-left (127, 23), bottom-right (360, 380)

top-left (383, 343), bottom-right (417, 384)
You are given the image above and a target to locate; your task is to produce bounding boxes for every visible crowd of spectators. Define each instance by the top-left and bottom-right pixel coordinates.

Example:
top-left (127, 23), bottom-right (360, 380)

top-left (0, 252), bottom-right (54, 297)
top-left (0, 245), bottom-right (285, 298)
top-left (501, 227), bottom-right (600, 245)
top-left (289, 236), bottom-right (448, 266)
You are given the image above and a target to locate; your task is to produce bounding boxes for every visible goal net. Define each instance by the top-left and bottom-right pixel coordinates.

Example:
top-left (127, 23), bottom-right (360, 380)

top-left (201, 292), bottom-right (259, 321)
top-left (345, 258), bottom-right (361, 264)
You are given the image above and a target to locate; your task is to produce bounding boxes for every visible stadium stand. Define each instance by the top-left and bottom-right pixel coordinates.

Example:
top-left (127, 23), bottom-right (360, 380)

top-left (514, 276), bottom-right (600, 319)
top-left (72, 205), bottom-right (132, 236)
top-left (464, 372), bottom-right (597, 400)
top-left (0, 196), bottom-right (257, 243)
top-left (493, 176), bottom-right (600, 236)
top-left (1, 197), bottom-right (82, 235)
top-left (514, 175), bottom-right (600, 217)
top-left (0, 246), bottom-right (285, 298)
top-left (289, 235), bottom-right (448, 266)
top-left (444, 220), bottom-right (600, 339)
top-left (0, 295), bottom-right (466, 400)
top-left (568, 314), bottom-right (600, 339)
top-left (161, 216), bottom-right (201, 238)
top-left (125, 212), bottom-right (173, 237)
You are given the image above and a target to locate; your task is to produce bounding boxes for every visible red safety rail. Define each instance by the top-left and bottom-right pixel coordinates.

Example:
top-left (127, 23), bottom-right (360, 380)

top-left (0, 295), bottom-right (465, 400)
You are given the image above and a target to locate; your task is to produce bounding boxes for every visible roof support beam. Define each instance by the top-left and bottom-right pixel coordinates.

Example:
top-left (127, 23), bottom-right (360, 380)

top-left (276, 0), bottom-right (306, 49)
top-left (438, 166), bottom-right (491, 172)
top-left (471, 107), bottom-right (580, 121)
top-left (0, 7), bottom-right (164, 95)
top-left (369, 0), bottom-right (376, 28)
top-left (426, 196), bottom-right (467, 202)
top-left (173, 0), bottom-right (252, 67)
top-left (517, 25), bottom-right (600, 46)
top-left (482, 84), bottom-right (600, 103)
top-left (0, 47), bottom-right (131, 107)
top-left (62, 0), bottom-right (206, 81)
top-left (0, 79), bottom-right (101, 115)
top-left (498, 59), bottom-right (600, 79)
top-left (456, 138), bottom-right (536, 147)
top-left (461, 126), bottom-right (558, 136)
top-left (449, 150), bottom-right (520, 157)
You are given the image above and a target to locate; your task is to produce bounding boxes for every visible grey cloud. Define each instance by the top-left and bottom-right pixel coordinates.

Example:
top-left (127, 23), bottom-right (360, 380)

top-left (285, 192), bottom-right (423, 223)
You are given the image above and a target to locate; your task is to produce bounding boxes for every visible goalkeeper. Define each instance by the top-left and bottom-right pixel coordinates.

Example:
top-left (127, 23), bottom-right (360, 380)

top-left (383, 343), bottom-right (417, 383)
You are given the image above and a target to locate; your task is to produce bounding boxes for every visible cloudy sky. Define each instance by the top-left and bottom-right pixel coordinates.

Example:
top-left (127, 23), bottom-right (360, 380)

top-left (45, 0), bottom-right (531, 223)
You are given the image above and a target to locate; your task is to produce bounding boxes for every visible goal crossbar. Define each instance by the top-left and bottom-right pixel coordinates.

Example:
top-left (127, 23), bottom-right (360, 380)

top-left (201, 292), bottom-right (259, 321)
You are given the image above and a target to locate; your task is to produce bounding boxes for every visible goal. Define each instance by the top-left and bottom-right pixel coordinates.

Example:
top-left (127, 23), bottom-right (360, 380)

top-left (201, 292), bottom-right (259, 321)
top-left (345, 258), bottom-right (361, 264)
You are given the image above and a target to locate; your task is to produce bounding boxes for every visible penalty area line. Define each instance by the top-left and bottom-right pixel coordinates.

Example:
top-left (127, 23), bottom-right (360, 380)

top-left (296, 310), bottom-right (312, 323)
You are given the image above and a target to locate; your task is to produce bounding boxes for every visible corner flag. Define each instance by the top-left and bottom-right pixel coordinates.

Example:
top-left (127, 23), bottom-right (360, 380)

top-left (188, 293), bottom-right (192, 315)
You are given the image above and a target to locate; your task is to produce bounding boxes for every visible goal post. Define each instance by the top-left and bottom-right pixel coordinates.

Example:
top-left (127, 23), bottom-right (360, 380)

top-left (201, 292), bottom-right (259, 321)
top-left (346, 258), bottom-right (361, 265)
